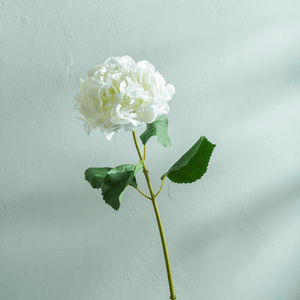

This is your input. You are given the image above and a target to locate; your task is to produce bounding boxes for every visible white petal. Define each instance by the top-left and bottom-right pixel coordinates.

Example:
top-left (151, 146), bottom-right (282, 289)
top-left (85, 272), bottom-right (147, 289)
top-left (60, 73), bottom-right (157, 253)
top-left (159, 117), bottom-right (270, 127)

top-left (119, 80), bottom-right (127, 93)
top-left (122, 55), bottom-right (135, 65)
top-left (127, 82), bottom-right (143, 92)
top-left (89, 77), bottom-right (102, 90)
top-left (74, 89), bottom-right (86, 101)
top-left (80, 104), bottom-right (99, 120)
top-left (88, 89), bottom-right (101, 110)
top-left (104, 131), bottom-right (114, 140)
top-left (88, 65), bottom-right (102, 77)
top-left (142, 111), bottom-right (155, 123)
top-left (136, 60), bottom-right (155, 73)
top-left (166, 84), bottom-right (175, 96)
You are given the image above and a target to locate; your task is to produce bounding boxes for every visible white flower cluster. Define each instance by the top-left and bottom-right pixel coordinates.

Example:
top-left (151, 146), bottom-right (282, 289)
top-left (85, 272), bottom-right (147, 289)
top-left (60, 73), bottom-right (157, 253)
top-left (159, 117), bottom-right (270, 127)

top-left (74, 55), bottom-right (175, 140)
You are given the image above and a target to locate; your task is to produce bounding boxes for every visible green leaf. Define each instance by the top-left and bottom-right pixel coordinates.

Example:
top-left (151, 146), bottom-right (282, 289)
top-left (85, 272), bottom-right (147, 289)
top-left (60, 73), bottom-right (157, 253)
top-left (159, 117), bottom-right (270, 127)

top-left (85, 166), bottom-right (139, 190)
top-left (101, 162), bottom-right (143, 210)
top-left (161, 136), bottom-right (216, 184)
top-left (140, 114), bottom-right (171, 147)
top-left (129, 176), bottom-right (138, 188)
top-left (85, 167), bottom-right (112, 189)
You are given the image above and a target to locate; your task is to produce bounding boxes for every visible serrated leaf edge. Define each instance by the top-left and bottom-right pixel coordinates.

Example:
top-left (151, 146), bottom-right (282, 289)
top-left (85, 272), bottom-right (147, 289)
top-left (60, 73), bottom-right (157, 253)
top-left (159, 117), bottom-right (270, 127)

top-left (161, 136), bottom-right (216, 184)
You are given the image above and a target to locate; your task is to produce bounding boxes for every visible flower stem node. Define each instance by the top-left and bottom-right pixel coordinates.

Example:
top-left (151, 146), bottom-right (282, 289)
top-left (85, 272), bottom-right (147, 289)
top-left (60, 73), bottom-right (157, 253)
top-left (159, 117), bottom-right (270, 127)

top-left (143, 168), bottom-right (149, 176)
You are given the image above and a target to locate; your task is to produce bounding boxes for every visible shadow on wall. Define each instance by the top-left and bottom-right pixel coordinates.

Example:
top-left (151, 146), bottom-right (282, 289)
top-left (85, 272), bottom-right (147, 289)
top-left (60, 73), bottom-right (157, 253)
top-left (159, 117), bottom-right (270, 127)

top-left (0, 187), bottom-right (140, 299)
top-left (176, 166), bottom-right (300, 298)
top-left (168, 16), bottom-right (300, 126)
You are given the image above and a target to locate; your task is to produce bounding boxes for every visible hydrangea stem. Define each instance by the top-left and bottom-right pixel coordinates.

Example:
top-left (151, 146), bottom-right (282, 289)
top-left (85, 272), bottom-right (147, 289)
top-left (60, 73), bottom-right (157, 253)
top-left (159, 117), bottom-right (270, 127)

top-left (132, 129), bottom-right (176, 300)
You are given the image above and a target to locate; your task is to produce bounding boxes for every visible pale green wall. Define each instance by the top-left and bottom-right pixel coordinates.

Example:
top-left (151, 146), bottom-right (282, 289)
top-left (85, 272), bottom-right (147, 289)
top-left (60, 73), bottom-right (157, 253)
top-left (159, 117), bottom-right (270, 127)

top-left (1, 0), bottom-right (300, 299)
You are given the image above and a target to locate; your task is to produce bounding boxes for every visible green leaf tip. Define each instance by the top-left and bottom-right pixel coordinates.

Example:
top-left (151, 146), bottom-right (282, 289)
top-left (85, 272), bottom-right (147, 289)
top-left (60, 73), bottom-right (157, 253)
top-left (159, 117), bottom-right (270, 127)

top-left (140, 114), bottom-right (171, 147)
top-left (85, 163), bottom-right (143, 211)
top-left (161, 136), bottom-right (216, 184)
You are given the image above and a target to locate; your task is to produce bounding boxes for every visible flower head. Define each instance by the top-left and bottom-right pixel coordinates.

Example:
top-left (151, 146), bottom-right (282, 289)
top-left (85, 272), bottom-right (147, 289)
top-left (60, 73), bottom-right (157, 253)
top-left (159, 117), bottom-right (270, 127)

top-left (74, 55), bottom-right (175, 140)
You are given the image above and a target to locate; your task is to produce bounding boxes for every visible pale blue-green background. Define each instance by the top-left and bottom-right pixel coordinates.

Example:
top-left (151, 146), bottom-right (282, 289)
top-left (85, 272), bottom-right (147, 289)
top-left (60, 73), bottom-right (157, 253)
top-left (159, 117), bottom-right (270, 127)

top-left (1, 0), bottom-right (300, 299)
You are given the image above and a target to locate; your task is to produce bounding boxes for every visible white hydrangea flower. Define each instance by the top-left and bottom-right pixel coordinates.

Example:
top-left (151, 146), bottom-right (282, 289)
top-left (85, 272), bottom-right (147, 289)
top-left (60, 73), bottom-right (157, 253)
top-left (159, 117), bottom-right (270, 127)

top-left (74, 55), bottom-right (175, 140)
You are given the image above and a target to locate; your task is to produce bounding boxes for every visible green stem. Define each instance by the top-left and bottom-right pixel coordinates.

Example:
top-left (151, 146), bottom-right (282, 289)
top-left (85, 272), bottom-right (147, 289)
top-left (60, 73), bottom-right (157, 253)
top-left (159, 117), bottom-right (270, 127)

top-left (132, 129), bottom-right (176, 300)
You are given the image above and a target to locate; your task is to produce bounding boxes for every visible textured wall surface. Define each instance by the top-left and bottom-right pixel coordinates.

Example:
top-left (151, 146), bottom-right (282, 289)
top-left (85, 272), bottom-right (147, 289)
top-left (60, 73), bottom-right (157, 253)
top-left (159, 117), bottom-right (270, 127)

top-left (1, 0), bottom-right (300, 299)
